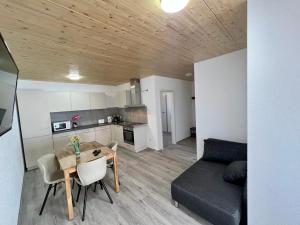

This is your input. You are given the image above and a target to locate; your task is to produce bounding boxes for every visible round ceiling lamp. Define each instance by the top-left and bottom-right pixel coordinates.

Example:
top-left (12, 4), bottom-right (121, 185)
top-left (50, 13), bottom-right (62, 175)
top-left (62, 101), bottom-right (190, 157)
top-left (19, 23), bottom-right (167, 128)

top-left (160, 0), bottom-right (189, 13)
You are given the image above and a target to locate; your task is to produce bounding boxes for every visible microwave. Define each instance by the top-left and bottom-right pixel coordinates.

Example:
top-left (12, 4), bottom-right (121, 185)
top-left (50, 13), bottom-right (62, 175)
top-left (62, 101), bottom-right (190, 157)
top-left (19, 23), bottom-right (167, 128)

top-left (53, 121), bottom-right (71, 132)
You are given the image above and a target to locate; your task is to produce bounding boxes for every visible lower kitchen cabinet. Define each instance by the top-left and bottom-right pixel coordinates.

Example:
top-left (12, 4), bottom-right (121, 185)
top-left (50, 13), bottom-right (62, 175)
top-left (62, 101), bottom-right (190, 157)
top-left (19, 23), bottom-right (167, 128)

top-left (111, 125), bottom-right (124, 145)
top-left (75, 128), bottom-right (95, 143)
top-left (95, 126), bottom-right (112, 145)
top-left (133, 125), bottom-right (147, 152)
top-left (23, 135), bottom-right (54, 169)
top-left (52, 131), bottom-right (75, 151)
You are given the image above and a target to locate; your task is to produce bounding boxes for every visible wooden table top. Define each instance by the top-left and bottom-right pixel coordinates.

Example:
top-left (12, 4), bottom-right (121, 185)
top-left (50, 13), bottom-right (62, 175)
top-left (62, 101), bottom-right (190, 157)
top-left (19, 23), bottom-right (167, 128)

top-left (55, 141), bottom-right (115, 170)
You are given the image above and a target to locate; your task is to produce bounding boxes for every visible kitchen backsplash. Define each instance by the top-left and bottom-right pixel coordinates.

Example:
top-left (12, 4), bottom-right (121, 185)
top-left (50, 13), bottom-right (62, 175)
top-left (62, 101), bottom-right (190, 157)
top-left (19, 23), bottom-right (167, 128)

top-left (50, 106), bottom-right (147, 126)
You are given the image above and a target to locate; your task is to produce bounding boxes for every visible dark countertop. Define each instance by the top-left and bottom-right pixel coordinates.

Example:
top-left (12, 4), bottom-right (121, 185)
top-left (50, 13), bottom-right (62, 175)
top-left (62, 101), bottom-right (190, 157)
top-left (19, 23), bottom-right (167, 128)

top-left (52, 122), bottom-right (147, 135)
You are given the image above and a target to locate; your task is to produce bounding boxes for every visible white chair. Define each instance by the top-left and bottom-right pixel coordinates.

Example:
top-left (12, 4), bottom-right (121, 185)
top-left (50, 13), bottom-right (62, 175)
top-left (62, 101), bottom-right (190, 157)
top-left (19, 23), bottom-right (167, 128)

top-left (75, 156), bottom-right (113, 221)
top-left (37, 154), bottom-right (66, 215)
top-left (106, 142), bottom-right (121, 186)
top-left (106, 142), bottom-right (118, 168)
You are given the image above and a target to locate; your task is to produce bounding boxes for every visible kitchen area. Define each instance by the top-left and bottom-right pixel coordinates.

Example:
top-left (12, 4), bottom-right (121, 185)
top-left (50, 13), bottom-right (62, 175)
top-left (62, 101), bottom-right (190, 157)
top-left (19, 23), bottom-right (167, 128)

top-left (17, 79), bottom-right (148, 170)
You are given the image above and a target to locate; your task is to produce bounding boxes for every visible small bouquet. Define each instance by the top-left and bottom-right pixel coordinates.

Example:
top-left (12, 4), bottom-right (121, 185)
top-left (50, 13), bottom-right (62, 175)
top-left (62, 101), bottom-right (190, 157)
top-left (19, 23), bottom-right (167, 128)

top-left (70, 135), bottom-right (81, 157)
top-left (72, 114), bottom-right (81, 128)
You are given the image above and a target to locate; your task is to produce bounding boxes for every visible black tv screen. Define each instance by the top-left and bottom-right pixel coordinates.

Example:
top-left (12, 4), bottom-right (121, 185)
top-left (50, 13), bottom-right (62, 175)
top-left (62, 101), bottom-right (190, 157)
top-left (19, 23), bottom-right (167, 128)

top-left (0, 33), bottom-right (18, 136)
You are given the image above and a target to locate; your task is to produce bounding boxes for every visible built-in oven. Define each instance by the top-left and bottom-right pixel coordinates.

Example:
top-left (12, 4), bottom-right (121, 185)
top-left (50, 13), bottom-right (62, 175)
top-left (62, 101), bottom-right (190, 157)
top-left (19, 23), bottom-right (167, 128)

top-left (123, 126), bottom-right (134, 145)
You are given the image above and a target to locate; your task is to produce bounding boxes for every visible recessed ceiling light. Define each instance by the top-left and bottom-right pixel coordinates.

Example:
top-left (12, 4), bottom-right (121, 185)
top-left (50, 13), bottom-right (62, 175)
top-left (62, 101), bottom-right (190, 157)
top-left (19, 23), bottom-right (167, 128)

top-left (185, 72), bottom-right (193, 77)
top-left (67, 65), bottom-right (81, 80)
top-left (67, 73), bottom-right (81, 80)
top-left (160, 0), bottom-right (189, 13)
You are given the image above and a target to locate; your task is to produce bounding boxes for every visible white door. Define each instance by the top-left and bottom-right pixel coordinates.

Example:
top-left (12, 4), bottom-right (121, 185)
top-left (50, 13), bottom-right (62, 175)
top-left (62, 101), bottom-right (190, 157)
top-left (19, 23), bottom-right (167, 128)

top-left (166, 93), bottom-right (172, 132)
top-left (161, 93), bottom-right (168, 132)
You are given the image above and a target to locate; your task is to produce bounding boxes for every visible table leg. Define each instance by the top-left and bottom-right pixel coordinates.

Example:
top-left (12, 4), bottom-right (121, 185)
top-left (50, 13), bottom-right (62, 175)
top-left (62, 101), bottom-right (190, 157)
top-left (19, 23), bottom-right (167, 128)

top-left (64, 169), bottom-right (74, 220)
top-left (113, 153), bottom-right (120, 193)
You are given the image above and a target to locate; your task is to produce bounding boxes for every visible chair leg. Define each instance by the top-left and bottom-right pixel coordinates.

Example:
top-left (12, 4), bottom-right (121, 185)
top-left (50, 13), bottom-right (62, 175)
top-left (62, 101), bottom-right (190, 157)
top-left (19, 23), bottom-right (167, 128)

top-left (99, 180), bottom-right (103, 190)
top-left (72, 178), bottom-right (75, 189)
top-left (82, 186), bottom-right (88, 221)
top-left (76, 183), bottom-right (81, 202)
top-left (39, 184), bottom-right (52, 215)
top-left (71, 191), bottom-right (75, 207)
top-left (53, 183), bottom-right (57, 196)
top-left (94, 182), bottom-right (97, 192)
top-left (100, 180), bottom-right (113, 204)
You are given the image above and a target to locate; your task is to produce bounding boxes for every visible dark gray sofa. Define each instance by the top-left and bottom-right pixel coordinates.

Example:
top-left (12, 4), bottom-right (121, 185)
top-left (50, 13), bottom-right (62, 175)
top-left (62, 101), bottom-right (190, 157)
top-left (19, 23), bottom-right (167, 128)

top-left (171, 138), bottom-right (247, 225)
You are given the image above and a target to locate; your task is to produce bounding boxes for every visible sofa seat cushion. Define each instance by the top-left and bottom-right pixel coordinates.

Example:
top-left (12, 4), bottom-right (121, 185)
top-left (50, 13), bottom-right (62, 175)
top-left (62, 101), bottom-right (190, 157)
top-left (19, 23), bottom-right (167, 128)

top-left (171, 160), bottom-right (243, 225)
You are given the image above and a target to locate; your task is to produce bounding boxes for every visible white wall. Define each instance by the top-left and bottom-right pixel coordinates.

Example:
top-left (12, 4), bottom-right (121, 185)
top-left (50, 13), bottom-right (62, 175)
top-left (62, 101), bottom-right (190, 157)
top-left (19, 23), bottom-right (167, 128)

top-left (194, 49), bottom-right (247, 159)
top-left (141, 76), bottom-right (194, 150)
top-left (0, 107), bottom-right (24, 225)
top-left (248, 1), bottom-right (300, 224)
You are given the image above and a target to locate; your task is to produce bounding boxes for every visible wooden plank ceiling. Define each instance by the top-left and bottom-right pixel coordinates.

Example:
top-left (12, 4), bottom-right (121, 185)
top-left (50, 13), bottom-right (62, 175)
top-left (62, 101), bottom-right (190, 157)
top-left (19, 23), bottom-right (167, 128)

top-left (0, 0), bottom-right (246, 85)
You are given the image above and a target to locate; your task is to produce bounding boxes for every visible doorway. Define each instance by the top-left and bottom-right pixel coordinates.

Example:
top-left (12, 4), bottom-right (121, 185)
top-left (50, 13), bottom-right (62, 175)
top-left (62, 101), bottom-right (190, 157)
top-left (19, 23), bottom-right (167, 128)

top-left (160, 91), bottom-right (175, 148)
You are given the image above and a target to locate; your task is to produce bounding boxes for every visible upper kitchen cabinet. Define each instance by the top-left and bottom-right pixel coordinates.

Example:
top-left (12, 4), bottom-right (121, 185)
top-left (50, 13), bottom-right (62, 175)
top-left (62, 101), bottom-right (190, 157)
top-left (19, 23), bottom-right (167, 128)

top-left (47, 91), bottom-right (71, 112)
top-left (70, 92), bottom-right (90, 111)
top-left (90, 92), bottom-right (107, 109)
top-left (117, 90), bottom-right (131, 108)
top-left (106, 94), bottom-right (118, 108)
top-left (17, 89), bottom-right (52, 138)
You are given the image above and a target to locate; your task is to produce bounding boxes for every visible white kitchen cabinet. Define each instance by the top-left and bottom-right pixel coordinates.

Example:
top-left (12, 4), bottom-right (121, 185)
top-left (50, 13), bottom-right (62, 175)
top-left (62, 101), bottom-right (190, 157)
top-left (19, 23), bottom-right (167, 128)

top-left (116, 125), bottom-right (147, 152)
top-left (17, 90), bottom-right (52, 138)
top-left (74, 128), bottom-right (95, 143)
top-left (90, 92), bottom-right (107, 109)
top-left (70, 92), bottom-right (90, 110)
top-left (95, 126), bottom-right (112, 145)
top-left (23, 135), bottom-right (54, 169)
top-left (117, 90), bottom-right (131, 107)
top-left (47, 91), bottom-right (71, 112)
top-left (52, 131), bottom-right (75, 151)
top-left (133, 125), bottom-right (147, 152)
top-left (106, 94), bottom-right (118, 108)
top-left (111, 125), bottom-right (124, 145)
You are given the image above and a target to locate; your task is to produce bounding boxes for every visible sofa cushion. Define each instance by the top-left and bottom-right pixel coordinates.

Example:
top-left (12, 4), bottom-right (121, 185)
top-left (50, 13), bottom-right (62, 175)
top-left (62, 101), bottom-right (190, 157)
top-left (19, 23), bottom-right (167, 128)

top-left (171, 160), bottom-right (243, 225)
top-left (202, 138), bottom-right (247, 164)
top-left (223, 161), bottom-right (247, 185)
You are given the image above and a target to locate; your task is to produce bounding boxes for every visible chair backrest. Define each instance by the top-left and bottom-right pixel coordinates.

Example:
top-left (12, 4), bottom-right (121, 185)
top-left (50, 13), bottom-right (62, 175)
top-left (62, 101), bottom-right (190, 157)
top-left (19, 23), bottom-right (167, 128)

top-left (107, 142), bottom-right (118, 152)
top-left (77, 156), bottom-right (107, 186)
top-left (37, 154), bottom-right (60, 184)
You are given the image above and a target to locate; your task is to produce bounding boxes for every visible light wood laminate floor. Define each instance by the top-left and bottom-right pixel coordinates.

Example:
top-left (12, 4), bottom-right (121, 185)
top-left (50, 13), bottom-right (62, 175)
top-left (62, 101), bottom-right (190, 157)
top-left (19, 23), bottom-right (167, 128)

top-left (18, 141), bottom-right (211, 225)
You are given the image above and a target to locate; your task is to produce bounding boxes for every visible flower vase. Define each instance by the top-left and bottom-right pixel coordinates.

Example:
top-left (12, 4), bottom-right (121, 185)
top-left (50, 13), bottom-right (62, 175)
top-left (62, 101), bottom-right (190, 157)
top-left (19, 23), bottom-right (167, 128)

top-left (74, 143), bottom-right (80, 158)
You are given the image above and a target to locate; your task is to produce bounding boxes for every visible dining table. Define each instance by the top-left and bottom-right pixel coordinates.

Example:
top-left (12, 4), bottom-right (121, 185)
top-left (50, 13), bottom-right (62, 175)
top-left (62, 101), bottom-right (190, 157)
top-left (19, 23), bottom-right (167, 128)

top-left (55, 141), bottom-right (120, 220)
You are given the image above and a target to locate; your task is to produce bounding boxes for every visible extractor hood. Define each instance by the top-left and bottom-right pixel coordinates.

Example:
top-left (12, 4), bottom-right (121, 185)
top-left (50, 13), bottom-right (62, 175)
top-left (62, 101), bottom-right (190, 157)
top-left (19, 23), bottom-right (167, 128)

top-left (125, 78), bottom-right (146, 108)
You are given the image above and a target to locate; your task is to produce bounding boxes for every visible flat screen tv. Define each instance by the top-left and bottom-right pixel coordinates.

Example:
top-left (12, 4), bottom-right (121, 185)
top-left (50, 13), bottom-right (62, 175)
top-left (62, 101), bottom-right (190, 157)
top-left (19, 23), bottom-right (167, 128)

top-left (0, 33), bottom-right (18, 136)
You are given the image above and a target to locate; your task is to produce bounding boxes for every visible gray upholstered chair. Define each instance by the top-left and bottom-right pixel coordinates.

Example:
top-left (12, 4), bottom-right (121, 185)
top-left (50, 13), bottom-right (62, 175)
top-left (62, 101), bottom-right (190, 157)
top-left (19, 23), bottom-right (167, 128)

top-left (37, 154), bottom-right (65, 215)
top-left (75, 156), bottom-right (113, 221)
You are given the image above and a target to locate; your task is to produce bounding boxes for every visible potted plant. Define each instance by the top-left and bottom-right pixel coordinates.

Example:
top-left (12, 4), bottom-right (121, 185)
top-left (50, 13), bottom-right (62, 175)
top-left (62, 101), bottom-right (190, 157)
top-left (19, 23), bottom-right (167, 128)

top-left (70, 135), bottom-right (81, 158)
